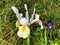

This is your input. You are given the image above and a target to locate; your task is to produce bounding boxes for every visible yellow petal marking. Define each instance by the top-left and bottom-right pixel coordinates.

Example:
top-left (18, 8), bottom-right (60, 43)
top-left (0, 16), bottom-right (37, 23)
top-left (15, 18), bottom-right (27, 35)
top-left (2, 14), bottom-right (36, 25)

top-left (16, 20), bottom-right (20, 28)
top-left (38, 20), bottom-right (42, 24)
top-left (22, 25), bottom-right (26, 33)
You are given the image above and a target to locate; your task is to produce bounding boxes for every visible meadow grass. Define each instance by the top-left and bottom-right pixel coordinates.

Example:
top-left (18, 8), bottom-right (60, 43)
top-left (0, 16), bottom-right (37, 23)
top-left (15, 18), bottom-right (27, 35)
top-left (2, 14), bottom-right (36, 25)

top-left (0, 0), bottom-right (60, 45)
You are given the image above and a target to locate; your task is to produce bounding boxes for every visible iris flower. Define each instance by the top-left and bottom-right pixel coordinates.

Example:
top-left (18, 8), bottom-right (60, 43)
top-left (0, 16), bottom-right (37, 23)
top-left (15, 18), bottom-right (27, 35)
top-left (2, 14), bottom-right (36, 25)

top-left (47, 20), bottom-right (53, 29)
top-left (43, 20), bottom-right (53, 29)
top-left (12, 4), bottom-right (43, 38)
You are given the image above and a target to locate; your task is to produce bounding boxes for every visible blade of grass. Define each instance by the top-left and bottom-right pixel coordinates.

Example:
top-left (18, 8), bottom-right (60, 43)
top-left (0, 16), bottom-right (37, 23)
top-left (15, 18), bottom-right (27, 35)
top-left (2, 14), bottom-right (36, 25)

top-left (45, 27), bottom-right (47, 45)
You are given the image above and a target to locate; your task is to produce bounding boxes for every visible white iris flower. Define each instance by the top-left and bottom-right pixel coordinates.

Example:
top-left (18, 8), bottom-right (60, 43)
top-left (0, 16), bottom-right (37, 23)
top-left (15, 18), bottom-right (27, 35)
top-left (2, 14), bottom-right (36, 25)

top-left (12, 4), bottom-right (43, 38)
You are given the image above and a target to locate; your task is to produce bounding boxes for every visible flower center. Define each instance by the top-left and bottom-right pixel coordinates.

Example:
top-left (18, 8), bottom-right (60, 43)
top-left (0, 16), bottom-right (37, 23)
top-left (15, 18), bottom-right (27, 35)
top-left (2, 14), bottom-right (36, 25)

top-left (22, 25), bottom-right (26, 33)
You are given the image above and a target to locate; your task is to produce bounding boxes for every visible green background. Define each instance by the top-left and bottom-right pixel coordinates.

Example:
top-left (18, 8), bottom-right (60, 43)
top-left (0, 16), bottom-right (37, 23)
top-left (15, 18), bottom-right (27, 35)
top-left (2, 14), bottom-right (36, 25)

top-left (0, 0), bottom-right (60, 45)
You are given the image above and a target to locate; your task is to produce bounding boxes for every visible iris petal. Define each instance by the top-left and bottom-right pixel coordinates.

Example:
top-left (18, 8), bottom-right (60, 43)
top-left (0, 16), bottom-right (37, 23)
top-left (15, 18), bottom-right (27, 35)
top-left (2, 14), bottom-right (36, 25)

top-left (47, 21), bottom-right (53, 26)
top-left (24, 4), bottom-right (29, 21)
top-left (47, 20), bottom-right (53, 29)
top-left (38, 20), bottom-right (44, 29)
top-left (12, 6), bottom-right (22, 20)
top-left (17, 26), bottom-right (30, 39)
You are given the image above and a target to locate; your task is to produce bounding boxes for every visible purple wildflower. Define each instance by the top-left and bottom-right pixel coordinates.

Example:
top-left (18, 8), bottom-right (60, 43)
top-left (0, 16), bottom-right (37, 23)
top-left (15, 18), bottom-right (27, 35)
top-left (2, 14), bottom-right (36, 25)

top-left (47, 20), bottom-right (53, 29)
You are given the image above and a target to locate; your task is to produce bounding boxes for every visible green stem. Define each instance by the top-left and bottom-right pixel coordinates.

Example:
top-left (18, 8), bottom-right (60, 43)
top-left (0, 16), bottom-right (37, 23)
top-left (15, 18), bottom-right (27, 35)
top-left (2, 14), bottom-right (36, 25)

top-left (45, 27), bottom-right (47, 45)
top-left (0, 14), bottom-right (1, 30)
top-left (27, 36), bottom-right (30, 45)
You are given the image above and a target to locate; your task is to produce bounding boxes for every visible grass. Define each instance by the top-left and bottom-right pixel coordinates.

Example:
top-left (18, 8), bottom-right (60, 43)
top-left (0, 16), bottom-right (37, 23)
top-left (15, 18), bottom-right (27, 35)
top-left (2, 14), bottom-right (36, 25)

top-left (0, 0), bottom-right (60, 45)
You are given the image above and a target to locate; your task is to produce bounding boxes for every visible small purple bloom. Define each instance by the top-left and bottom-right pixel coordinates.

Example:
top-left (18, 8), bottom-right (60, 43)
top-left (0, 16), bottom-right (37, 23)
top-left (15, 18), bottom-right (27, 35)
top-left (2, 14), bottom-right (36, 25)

top-left (47, 20), bottom-right (53, 29)
top-left (47, 21), bottom-right (53, 26)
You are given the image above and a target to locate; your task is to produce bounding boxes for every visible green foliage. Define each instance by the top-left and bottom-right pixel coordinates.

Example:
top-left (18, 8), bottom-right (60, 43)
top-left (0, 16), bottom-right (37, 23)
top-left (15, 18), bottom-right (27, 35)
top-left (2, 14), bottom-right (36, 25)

top-left (0, 0), bottom-right (60, 45)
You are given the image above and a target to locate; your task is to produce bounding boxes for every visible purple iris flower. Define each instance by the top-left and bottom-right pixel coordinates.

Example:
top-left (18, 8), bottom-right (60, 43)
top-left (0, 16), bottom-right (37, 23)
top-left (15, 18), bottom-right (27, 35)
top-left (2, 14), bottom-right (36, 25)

top-left (47, 21), bottom-right (52, 26)
top-left (42, 20), bottom-right (53, 30)
top-left (47, 20), bottom-right (53, 29)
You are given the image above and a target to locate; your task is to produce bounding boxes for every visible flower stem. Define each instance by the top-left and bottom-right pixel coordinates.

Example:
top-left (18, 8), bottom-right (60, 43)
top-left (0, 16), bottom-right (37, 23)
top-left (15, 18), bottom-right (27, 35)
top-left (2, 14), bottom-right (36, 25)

top-left (27, 36), bottom-right (30, 45)
top-left (45, 27), bottom-right (47, 45)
